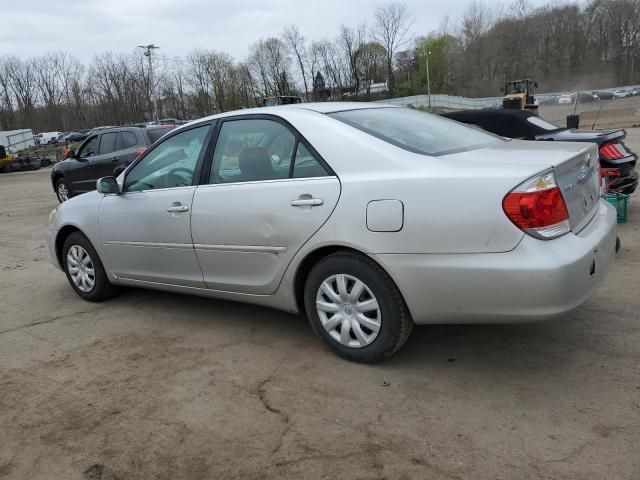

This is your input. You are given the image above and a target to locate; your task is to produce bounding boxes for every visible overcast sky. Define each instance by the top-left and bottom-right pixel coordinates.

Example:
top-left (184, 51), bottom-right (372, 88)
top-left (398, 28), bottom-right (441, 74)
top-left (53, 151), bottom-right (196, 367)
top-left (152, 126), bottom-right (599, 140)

top-left (1, 0), bottom-right (554, 62)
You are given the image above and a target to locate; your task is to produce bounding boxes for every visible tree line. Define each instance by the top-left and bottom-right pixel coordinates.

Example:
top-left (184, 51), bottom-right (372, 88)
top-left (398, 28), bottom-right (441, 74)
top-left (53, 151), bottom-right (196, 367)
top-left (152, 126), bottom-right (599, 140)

top-left (1, 0), bottom-right (639, 133)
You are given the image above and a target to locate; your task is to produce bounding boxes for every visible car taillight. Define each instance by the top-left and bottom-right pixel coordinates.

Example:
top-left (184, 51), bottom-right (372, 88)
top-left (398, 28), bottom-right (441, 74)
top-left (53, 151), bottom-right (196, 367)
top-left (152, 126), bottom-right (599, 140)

top-left (502, 170), bottom-right (570, 240)
top-left (599, 142), bottom-right (625, 160)
top-left (135, 147), bottom-right (146, 158)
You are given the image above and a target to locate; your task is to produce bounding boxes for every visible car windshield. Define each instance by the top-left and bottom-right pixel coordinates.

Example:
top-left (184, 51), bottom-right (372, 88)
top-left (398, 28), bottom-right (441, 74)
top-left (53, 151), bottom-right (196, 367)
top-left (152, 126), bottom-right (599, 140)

top-left (526, 116), bottom-right (560, 131)
top-left (329, 107), bottom-right (502, 155)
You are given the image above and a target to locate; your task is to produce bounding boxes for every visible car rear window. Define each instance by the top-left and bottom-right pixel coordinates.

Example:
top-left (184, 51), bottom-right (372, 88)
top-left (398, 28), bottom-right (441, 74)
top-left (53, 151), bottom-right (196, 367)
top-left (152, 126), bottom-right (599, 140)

top-left (147, 127), bottom-right (174, 144)
top-left (328, 107), bottom-right (502, 156)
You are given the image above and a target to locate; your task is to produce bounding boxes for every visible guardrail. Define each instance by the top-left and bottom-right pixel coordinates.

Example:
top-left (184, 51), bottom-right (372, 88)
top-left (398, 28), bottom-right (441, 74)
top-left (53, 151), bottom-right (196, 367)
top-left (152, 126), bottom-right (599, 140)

top-left (376, 94), bottom-right (502, 110)
top-left (376, 84), bottom-right (640, 111)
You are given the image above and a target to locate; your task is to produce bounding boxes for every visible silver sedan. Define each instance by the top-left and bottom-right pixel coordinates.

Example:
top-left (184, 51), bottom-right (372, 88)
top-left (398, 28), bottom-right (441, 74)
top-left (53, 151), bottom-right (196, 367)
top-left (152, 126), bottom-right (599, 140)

top-left (47, 103), bottom-right (617, 362)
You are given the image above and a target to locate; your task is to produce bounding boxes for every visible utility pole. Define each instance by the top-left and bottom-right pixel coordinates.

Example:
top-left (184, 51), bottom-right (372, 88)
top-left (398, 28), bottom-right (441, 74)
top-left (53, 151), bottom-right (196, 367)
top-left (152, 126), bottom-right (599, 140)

top-left (425, 49), bottom-right (432, 109)
top-left (138, 44), bottom-right (160, 122)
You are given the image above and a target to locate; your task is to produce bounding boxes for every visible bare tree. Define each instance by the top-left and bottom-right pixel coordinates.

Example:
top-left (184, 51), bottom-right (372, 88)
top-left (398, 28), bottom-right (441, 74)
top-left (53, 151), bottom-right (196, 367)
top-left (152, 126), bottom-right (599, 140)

top-left (338, 24), bottom-right (366, 97)
top-left (372, 2), bottom-right (414, 95)
top-left (283, 25), bottom-right (310, 100)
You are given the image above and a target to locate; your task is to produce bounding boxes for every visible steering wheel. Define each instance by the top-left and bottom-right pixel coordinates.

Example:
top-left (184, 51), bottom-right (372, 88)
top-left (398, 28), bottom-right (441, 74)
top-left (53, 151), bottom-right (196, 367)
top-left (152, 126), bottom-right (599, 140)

top-left (165, 167), bottom-right (194, 188)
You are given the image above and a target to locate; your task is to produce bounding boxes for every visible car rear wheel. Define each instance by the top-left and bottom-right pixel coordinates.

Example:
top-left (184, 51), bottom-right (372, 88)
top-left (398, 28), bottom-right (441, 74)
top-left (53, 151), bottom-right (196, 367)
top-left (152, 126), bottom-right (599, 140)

top-left (304, 251), bottom-right (413, 363)
top-left (62, 232), bottom-right (117, 302)
top-left (55, 178), bottom-right (73, 203)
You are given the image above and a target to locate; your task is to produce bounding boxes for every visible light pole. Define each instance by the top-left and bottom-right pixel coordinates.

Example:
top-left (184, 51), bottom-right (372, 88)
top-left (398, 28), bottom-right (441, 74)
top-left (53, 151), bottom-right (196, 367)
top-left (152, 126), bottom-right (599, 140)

top-left (425, 49), bottom-right (432, 109)
top-left (138, 44), bottom-right (160, 122)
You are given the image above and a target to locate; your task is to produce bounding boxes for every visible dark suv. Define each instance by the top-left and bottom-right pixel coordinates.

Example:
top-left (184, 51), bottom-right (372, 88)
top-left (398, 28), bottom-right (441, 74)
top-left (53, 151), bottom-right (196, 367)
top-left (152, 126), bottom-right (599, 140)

top-left (51, 125), bottom-right (175, 202)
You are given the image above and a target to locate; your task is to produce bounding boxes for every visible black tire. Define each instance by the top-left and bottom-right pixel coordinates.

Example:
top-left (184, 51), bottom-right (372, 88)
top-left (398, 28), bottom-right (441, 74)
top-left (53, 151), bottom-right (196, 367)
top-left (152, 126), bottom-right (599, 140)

top-left (55, 177), bottom-right (73, 203)
top-left (62, 232), bottom-right (117, 302)
top-left (304, 251), bottom-right (413, 363)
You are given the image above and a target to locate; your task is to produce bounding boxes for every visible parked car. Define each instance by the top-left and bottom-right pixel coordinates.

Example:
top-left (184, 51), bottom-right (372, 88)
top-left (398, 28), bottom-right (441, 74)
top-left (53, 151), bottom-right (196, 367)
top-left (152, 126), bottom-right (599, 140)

top-left (613, 90), bottom-right (628, 99)
top-left (51, 125), bottom-right (175, 202)
top-left (558, 94), bottom-right (573, 104)
top-left (577, 92), bottom-right (598, 103)
top-left (47, 104), bottom-right (617, 362)
top-left (61, 131), bottom-right (89, 143)
top-left (37, 131), bottom-right (63, 144)
top-left (441, 109), bottom-right (638, 194)
top-left (593, 91), bottom-right (614, 100)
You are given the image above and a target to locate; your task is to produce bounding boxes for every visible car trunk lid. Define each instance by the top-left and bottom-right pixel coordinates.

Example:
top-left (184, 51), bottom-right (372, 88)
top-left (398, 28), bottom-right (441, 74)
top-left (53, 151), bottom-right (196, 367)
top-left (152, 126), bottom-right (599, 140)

top-left (444, 139), bottom-right (601, 233)
top-left (552, 144), bottom-right (600, 232)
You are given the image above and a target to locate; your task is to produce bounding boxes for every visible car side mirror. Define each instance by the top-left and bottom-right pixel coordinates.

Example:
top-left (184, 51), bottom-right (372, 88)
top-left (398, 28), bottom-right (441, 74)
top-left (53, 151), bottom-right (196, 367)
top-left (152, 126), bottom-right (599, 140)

top-left (96, 176), bottom-right (120, 194)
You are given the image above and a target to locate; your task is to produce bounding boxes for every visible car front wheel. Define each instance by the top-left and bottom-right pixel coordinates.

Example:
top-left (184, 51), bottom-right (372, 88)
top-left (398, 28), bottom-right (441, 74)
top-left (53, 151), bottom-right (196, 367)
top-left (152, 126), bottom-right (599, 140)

top-left (55, 178), bottom-right (73, 203)
top-left (304, 251), bottom-right (413, 363)
top-left (62, 232), bottom-right (117, 302)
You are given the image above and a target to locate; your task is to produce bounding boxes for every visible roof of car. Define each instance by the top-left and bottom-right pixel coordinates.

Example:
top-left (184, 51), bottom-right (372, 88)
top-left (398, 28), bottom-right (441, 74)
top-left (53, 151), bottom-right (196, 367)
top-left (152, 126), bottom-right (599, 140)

top-left (289, 102), bottom-right (400, 113)
top-left (185, 102), bottom-right (400, 126)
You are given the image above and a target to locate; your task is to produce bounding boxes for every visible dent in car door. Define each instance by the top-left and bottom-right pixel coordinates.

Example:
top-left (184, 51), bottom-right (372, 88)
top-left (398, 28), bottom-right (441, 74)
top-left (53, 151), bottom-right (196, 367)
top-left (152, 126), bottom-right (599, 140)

top-left (191, 177), bottom-right (340, 294)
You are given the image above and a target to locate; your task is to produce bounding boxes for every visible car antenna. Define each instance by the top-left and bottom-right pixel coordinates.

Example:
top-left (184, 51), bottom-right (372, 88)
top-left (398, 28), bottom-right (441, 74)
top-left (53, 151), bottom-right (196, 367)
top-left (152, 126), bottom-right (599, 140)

top-left (591, 104), bottom-right (603, 130)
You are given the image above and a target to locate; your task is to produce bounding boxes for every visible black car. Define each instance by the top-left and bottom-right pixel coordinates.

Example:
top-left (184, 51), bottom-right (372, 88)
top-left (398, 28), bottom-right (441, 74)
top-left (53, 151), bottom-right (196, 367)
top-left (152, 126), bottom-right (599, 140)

top-left (593, 91), bottom-right (614, 100)
top-left (62, 131), bottom-right (89, 143)
top-left (51, 125), bottom-right (175, 202)
top-left (441, 109), bottom-right (638, 194)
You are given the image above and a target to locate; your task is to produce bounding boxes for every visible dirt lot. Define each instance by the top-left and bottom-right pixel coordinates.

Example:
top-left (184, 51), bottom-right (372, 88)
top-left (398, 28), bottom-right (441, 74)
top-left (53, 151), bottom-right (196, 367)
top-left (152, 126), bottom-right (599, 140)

top-left (1, 133), bottom-right (639, 479)
top-left (540, 95), bottom-right (640, 129)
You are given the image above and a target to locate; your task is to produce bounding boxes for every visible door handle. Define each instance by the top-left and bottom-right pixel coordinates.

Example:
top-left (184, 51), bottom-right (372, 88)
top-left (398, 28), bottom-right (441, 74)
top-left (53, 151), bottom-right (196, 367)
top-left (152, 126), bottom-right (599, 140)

top-left (112, 156), bottom-right (120, 162)
top-left (166, 204), bottom-right (189, 213)
top-left (291, 198), bottom-right (323, 207)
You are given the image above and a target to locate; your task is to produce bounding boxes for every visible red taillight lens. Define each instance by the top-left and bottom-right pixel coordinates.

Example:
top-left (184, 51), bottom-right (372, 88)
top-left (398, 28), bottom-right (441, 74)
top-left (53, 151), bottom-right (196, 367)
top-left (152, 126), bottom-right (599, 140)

top-left (135, 147), bottom-right (146, 158)
top-left (599, 142), bottom-right (624, 160)
top-left (503, 170), bottom-right (570, 240)
top-left (503, 187), bottom-right (569, 228)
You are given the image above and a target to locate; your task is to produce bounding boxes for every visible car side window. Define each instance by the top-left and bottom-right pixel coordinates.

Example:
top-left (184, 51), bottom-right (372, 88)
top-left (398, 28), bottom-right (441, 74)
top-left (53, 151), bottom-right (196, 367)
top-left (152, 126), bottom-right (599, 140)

top-left (292, 142), bottom-right (329, 178)
top-left (124, 125), bottom-right (209, 192)
top-left (122, 131), bottom-right (138, 149)
top-left (98, 132), bottom-right (118, 155)
top-left (114, 132), bottom-right (123, 151)
top-left (78, 135), bottom-right (98, 158)
top-left (210, 119), bottom-right (296, 184)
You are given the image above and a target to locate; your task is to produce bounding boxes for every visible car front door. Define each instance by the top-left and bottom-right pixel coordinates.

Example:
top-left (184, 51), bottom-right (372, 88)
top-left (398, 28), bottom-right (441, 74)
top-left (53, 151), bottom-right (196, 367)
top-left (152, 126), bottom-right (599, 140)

top-left (89, 131), bottom-right (120, 181)
top-left (191, 117), bottom-right (340, 295)
top-left (69, 135), bottom-right (99, 193)
top-left (97, 124), bottom-right (212, 287)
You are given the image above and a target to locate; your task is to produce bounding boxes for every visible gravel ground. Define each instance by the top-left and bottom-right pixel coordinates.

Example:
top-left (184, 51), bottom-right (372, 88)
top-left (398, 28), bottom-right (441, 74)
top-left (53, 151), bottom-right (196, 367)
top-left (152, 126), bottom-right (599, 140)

top-left (0, 132), bottom-right (639, 480)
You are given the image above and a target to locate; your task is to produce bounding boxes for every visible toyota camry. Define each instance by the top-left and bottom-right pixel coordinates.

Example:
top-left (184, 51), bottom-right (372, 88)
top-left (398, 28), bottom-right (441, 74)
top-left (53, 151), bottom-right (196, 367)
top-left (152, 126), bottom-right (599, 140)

top-left (47, 103), bottom-right (617, 362)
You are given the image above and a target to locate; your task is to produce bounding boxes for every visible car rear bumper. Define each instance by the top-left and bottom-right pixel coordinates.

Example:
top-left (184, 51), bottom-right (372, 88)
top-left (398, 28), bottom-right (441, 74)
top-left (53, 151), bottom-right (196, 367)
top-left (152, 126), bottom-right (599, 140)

top-left (375, 200), bottom-right (617, 324)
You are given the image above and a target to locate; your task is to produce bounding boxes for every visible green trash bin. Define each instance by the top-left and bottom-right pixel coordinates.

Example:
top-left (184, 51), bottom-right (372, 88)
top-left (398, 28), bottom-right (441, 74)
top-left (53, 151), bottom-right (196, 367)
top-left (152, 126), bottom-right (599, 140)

top-left (602, 194), bottom-right (629, 224)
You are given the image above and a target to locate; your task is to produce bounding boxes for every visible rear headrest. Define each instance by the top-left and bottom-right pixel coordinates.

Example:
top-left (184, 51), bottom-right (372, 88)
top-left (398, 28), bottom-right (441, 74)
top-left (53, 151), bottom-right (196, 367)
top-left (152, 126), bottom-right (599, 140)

top-left (238, 147), bottom-right (274, 180)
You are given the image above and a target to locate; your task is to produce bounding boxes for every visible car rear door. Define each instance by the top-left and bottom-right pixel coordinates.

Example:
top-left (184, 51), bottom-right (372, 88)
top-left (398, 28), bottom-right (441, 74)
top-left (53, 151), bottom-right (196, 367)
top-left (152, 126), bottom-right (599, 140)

top-left (190, 116), bottom-right (340, 295)
top-left (118, 130), bottom-right (145, 168)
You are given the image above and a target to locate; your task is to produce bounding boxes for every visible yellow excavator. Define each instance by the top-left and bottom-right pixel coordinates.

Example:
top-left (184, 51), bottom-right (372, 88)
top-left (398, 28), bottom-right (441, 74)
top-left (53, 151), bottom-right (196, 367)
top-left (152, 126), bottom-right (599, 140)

top-left (0, 145), bottom-right (15, 172)
top-left (502, 79), bottom-right (538, 114)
